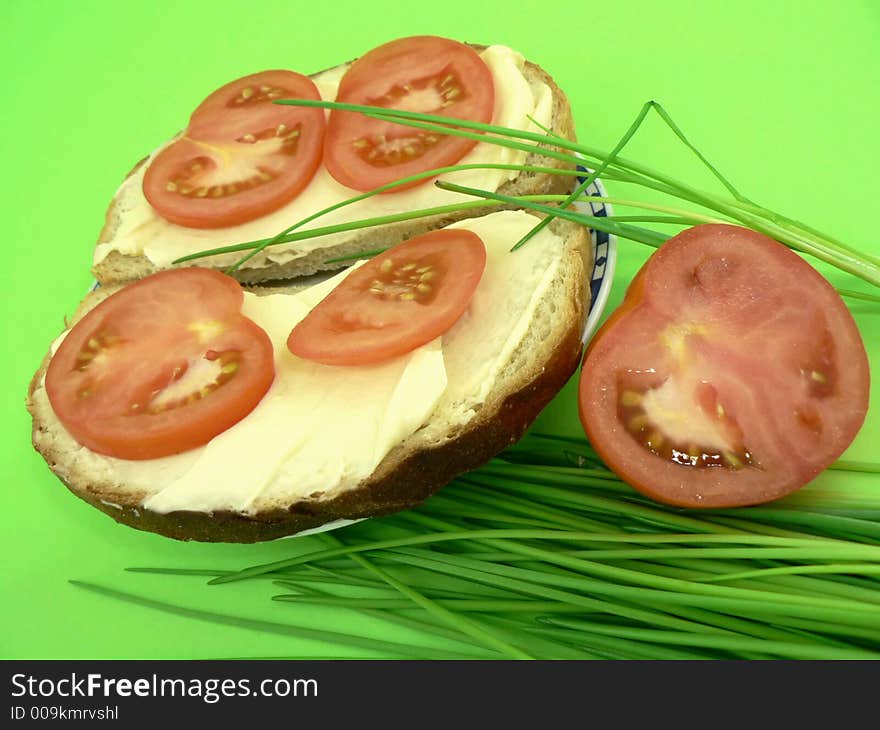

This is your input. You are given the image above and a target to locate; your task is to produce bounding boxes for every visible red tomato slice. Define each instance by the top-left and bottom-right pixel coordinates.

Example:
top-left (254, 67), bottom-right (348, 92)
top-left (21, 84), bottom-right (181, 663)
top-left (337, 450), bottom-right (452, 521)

top-left (288, 228), bottom-right (486, 365)
top-left (578, 224), bottom-right (870, 508)
top-left (46, 269), bottom-right (275, 460)
top-left (143, 70), bottom-right (325, 228)
top-left (324, 36), bottom-right (495, 192)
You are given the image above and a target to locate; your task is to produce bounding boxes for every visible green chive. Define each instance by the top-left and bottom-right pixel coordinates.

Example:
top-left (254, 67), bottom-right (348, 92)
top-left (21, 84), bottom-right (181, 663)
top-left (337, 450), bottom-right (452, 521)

top-left (69, 580), bottom-right (490, 660)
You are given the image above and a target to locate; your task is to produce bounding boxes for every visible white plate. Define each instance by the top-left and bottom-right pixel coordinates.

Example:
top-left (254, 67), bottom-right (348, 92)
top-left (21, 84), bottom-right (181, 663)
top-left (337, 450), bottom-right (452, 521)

top-left (577, 170), bottom-right (617, 343)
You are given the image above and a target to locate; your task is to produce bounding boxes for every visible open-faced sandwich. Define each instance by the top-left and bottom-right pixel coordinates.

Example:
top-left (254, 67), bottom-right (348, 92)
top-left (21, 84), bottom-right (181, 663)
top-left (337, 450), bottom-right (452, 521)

top-left (93, 36), bottom-right (577, 285)
top-left (29, 35), bottom-right (594, 541)
top-left (30, 211), bottom-right (590, 541)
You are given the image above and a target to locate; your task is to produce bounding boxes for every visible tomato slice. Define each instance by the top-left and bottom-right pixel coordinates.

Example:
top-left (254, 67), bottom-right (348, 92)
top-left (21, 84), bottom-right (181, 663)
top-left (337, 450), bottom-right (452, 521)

top-left (324, 36), bottom-right (495, 192)
top-left (578, 224), bottom-right (870, 508)
top-left (288, 228), bottom-right (486, 365)
top-left (143, 70), bottom-right (325, 228)
top-left (46, 269), bottom-right (275, 460)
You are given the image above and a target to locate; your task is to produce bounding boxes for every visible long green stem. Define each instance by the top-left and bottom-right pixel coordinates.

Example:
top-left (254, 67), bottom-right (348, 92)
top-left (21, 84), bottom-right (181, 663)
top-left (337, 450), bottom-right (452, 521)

top-left (543, 617), bottom-right (880, 660)
top-left (211, 525), bottom-right (867, 585)
top-left (274, 99), bottom-right (880, 286)
top-left (222, 163), bottom-right (587, 272)
top-left (383, 548), bottom-right (880, 629)
top-left (364, 105), bottom-right (875, 264)
top-left (172, 194), bottom-right (596, 264)
top-left (837, 289), bottom-right (880, 304)
top-left (513, 100), bottom-right (657, 250)
top-left (317, 533), bottom-right (533, 660)
top-left (69, 580), bottom-right (488, 660)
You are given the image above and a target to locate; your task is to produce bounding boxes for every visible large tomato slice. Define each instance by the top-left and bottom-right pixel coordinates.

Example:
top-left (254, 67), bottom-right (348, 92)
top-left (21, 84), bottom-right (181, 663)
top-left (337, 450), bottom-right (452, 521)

top-left (288, 228), bottom-right (486, 365)
top-left (46, 269), bottom-right (275, 460)
top-left (143, 70), bottom-right (325, 228)
top-left (324, 36), bottom-right (495, 192)
top-left (578, 224), bottom-right (870, 508)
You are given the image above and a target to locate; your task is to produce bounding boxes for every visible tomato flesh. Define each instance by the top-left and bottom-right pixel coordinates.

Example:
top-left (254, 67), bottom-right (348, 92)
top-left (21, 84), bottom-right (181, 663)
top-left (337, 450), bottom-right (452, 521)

top-left (324, 36), bottom-right (495, 192)
top-left (578, 224), bottom-right (870, 508)
top-left (46, 269), bottom-right (275, 460)
top-left (288, 228), bottom-right (486, 365)
top-left (143, 70), bottom-right (325, 228)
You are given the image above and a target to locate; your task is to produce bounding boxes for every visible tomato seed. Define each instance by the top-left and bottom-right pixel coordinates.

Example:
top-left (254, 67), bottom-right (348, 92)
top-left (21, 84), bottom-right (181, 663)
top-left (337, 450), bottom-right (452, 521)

top-left (723, 452), bottom-right (743, 468)
top-left (628, 414), bottom-right (649, 431)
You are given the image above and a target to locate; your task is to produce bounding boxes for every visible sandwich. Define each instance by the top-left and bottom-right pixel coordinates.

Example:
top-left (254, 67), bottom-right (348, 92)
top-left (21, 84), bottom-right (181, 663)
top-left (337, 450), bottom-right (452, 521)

top-left (30, 211), bottom-right (591, 541)
top-left (29, 35), bottom-right (595, 541)
top-left (92, 36), bottom-right (577, 285)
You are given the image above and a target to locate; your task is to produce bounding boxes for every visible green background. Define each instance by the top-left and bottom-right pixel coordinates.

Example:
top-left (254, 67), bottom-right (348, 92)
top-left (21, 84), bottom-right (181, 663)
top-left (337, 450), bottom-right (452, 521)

top-left (3, 0), bottom-right (878, 658)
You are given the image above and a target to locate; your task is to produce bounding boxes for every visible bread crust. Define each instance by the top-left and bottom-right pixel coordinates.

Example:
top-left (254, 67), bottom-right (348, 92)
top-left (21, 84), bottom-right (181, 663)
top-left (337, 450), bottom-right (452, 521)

top-left (30, 216), bottom-right (590, 542)
top-left (92, 51), bottom-right (577, 286)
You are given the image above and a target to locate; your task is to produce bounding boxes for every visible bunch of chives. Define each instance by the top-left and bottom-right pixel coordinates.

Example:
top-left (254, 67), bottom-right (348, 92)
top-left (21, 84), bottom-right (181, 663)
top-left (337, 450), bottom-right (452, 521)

top-left (75, 433), bottom-right (880, 660)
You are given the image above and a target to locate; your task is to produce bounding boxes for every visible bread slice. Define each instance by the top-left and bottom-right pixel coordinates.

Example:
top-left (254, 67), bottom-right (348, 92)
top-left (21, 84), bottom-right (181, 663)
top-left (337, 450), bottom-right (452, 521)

top-left (92, 45), bottom-right (577, 286)
top-left (30, 212), bottom-right (590, 542)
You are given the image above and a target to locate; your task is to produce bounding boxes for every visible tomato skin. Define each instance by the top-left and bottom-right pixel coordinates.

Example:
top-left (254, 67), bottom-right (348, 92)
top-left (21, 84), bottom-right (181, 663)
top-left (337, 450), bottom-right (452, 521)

top-left (143, 70), bottom-right (325, 229)
top-left (46, 269), bottom-right (275, 460)
top-left (578, 224), bottom-right (870, 509)
top-left (324, 36), bottom-right (495, 192)
top-left (288, 228), bottom-right (486, 365)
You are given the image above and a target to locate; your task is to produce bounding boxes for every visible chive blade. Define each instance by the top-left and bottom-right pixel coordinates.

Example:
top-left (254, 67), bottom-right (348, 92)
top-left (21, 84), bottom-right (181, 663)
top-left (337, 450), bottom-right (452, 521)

top-left (513, 100), bottom-right (657, 250)
top-left (69, 580), bottom-right (490, 660)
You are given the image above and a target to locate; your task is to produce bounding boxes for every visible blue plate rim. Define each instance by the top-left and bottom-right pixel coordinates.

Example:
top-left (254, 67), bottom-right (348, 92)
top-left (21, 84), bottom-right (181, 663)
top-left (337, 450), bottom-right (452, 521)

top-left (576, 168), bottom-right (617, 343)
